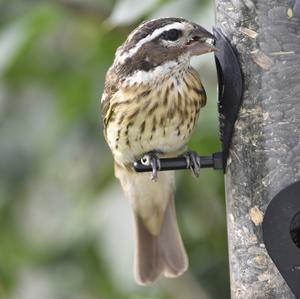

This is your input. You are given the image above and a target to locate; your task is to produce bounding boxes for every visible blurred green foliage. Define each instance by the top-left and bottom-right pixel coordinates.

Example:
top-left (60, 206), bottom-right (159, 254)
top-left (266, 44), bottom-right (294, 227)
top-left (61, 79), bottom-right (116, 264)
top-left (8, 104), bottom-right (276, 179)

top-left (0, 0), bottom-right (229, 298)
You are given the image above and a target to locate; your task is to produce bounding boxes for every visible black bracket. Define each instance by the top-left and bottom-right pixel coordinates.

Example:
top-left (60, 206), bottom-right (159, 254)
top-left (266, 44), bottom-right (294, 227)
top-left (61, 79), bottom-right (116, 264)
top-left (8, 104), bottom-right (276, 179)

top-left (262, 181), bottom-right (300, 298)
top-left (213, 27), bottom-right (243, 170)
top-left (134, 27), bottom-right (243, 174)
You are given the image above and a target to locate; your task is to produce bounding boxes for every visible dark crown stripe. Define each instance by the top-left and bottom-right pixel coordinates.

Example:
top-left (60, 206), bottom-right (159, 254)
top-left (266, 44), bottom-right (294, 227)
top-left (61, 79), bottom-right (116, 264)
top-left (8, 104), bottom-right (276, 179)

top-left (122, 17), bottom-right (186, 52)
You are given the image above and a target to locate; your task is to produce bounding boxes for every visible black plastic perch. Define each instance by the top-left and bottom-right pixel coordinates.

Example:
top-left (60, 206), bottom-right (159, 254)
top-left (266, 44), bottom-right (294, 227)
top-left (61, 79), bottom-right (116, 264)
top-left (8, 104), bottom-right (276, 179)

top-left (133, 27), bottom-right (243, 173)
top-left (134, 152), bottom-right (223, 172)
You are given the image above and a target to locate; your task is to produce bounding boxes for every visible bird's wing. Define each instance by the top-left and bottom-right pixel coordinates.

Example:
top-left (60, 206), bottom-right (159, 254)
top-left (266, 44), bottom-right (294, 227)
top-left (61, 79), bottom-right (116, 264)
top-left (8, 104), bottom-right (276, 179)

top-left (101, 69), bottom-right (119, 138)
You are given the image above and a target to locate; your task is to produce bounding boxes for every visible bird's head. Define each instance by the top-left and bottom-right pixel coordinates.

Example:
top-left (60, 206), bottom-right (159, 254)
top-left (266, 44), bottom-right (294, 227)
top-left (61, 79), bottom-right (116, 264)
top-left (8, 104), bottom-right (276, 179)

top-left (112, 17), bottom-right (216, 84)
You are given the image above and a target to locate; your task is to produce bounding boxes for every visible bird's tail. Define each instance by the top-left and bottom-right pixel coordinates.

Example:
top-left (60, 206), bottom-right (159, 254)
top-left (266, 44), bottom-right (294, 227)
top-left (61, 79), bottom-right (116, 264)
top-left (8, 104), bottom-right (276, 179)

top-left (134, 196), bottom-right (188, 285)
top-left (115, 163), bottom-right (188, 284)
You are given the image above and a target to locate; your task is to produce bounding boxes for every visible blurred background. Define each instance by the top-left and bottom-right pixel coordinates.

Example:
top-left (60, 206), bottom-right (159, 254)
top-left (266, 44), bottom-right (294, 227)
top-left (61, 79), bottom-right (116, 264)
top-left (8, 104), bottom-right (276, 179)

top-left (0, 0), bottom-right (229, 298)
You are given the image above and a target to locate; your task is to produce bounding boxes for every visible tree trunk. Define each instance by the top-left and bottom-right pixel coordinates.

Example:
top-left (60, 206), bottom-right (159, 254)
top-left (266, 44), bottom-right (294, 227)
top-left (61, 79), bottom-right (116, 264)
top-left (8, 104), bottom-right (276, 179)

top-left (215, 0), bottom-right (300, 298)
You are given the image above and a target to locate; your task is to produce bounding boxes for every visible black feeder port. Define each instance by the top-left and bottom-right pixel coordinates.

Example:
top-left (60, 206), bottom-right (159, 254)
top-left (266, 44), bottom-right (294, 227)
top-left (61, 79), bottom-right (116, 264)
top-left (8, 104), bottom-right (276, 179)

top-left (263, 181), bottom-right (300, 298)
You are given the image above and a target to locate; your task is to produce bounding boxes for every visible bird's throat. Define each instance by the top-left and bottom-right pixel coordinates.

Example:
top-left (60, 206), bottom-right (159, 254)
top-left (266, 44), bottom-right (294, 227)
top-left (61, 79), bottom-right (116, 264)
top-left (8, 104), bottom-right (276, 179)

top-left (122, 55), bottom-right (190, 87)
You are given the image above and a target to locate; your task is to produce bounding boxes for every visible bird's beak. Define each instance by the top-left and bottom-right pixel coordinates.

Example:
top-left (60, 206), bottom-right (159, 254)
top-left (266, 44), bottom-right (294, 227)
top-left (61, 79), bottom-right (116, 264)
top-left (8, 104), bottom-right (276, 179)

top-left (185, 24), bottom-right (217, 56)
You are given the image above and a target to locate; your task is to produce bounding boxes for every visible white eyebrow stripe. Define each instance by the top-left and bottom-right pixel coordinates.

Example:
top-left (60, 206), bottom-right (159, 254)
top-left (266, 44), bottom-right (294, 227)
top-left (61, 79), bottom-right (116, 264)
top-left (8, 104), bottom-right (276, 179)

top-left (134, 22), bottom-right (185, 49)
top-left (116, 22), bottom-right (186, 64)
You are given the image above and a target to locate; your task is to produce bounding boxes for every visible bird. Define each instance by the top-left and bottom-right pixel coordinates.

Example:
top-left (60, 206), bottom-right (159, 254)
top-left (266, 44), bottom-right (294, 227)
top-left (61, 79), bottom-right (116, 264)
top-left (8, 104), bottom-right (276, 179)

top-left (101, 17), bottom-right (216, 285)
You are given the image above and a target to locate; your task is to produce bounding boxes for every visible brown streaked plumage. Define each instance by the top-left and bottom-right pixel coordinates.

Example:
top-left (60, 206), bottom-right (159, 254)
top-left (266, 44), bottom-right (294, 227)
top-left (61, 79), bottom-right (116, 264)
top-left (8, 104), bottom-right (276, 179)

top-left (101, 17), bottom-right (215, 285)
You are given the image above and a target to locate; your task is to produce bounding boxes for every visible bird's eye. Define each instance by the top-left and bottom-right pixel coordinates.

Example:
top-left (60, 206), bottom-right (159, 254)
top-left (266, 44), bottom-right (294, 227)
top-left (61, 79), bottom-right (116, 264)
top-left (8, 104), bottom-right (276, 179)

top-left (161, 29), bottom-right (182, 41)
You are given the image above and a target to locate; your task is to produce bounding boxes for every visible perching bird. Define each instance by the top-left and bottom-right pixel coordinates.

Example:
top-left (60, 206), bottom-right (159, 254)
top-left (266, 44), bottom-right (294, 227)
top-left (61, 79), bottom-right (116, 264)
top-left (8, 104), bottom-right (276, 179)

top-left (101, 17), bottom-right (215, 284)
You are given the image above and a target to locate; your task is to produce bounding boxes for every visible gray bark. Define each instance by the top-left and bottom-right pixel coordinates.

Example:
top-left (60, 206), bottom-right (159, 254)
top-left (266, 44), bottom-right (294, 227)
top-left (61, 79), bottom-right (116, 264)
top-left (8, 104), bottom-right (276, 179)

top-left (215, 0), bottom-right (300, 298)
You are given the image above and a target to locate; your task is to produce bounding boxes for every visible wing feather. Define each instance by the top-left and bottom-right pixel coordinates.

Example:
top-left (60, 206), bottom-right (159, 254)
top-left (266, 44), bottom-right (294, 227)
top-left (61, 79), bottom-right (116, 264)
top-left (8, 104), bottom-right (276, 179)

top-left (101, 68), bottom-right (119, 137)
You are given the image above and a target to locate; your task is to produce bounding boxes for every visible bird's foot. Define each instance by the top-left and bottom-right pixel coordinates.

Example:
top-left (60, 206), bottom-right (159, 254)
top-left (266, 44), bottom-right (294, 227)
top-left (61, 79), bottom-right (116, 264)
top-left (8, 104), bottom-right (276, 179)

top-left (140, 151), bottom-right (161, 181)
top-left (184, 151), bottom-right (201, 177)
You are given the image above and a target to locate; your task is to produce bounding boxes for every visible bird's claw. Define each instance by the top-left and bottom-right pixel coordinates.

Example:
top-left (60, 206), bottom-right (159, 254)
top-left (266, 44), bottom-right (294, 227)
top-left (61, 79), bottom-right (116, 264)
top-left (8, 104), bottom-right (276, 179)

top-left (184, 151), bottom-right (201, 177)
top-left (141, 152), bottom-right (161, 181)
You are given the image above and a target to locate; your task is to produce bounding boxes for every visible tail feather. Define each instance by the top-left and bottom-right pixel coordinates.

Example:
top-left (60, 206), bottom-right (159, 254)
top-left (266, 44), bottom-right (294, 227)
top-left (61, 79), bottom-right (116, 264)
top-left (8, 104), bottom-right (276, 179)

top-left (134, 197), bottom-right (188, 285)
top-left (159, 197), bottom-right (188, 278)
top-left (115, 164), bottom-right (188, 284)
top-left (134, 215), bottom-right (163, 284)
